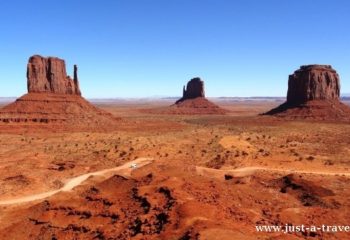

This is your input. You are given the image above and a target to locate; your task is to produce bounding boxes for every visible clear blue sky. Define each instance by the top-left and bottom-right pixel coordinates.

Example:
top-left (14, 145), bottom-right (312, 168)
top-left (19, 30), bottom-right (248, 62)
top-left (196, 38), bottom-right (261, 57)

top-left (1, 0), bottom-right (350, 98)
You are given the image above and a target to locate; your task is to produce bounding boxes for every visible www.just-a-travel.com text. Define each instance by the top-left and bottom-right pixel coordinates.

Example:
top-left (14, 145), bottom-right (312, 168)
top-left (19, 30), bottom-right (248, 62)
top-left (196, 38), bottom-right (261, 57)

top-left (256, 224), bottom-right (350, 234)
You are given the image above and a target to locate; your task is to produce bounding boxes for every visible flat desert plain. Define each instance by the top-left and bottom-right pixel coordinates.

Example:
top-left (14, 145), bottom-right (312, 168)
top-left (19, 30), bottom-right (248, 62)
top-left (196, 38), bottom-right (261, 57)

top-left (0, 99), bottom-right (349, 240)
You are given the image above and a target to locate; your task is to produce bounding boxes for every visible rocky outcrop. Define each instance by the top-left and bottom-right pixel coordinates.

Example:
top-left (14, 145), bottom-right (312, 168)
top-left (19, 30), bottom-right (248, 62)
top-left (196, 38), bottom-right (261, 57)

top-left (27, 55), bottom-right (81, 95)
top-left (150, 77), bottom-right (228, 114)
top-left (73, 65), bottom-right (81, 95)
top-left (180, 78), bottom-right (205, 101)
top-left (265, 65), bottom-right (350, 120)
top-left (143, 77), bottom-right (227, 115)
top-left (287, 65), bottom-right (340, 105)
top-left (0, 55), bottom-right (118, 129)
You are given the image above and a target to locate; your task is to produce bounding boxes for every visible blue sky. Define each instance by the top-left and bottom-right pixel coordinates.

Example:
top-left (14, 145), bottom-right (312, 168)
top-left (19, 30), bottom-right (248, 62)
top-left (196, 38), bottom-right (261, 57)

top-left (1, 0), bottom-right (350, 98)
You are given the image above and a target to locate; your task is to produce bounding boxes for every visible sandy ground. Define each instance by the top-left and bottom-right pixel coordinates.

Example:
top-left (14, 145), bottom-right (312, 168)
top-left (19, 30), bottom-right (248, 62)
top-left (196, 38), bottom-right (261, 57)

top-left (0, 100), bottom-right (349, 239)
top-left (0, 158), bottom-right (153, 205)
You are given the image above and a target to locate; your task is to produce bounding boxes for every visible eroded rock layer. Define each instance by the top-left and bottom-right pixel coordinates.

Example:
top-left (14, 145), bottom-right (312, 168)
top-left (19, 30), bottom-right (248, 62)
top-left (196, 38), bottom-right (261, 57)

top-left (166, 78), bottom-right (228, 114)
top-left (0, 55), bottom-right (118, 130)
top-left (27, 55), bottom-right (81, 95)
top-left (181, 77), bottom-right (205, 100)
top-left (265, 65), bottom-right (350, 120)
top-left (287, 65), bottom-right (340, 105)
top-left (0, 93), bottom-right (117, 127)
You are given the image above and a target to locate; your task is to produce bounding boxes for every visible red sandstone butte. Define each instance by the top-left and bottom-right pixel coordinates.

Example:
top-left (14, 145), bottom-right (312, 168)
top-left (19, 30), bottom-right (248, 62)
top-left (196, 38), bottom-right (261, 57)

top-left (287, 65), bottom-right (340, 104)
top-left (170, 78), bottom-right (228, 114)
top-left (0, 55), bottom-right (117, 129)
top-left (27, 55), bottom-right (81, 95)
top-left (178, 77), bottom-right (205, 102)
top-left (265, 65), bottom-right (350, 120)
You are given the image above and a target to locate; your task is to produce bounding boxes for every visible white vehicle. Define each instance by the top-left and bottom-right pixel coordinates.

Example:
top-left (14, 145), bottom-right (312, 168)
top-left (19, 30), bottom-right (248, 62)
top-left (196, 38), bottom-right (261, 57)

top-left (130, 163), bottom-right (137, 169)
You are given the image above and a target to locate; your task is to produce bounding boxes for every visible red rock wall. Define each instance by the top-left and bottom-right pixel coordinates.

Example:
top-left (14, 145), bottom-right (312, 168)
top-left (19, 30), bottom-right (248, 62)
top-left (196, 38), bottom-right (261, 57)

top-left (183, 78), bottom-right (205, 99)
top-left (27, 55), bottom-right (81, 95)
top-left (287, 65), bottom-right (340, 104)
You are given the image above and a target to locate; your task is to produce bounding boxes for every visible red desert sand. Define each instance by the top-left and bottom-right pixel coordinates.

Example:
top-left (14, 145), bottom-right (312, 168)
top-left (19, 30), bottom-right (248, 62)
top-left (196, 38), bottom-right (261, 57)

top-left (0, 60), bottom-right (349, 239)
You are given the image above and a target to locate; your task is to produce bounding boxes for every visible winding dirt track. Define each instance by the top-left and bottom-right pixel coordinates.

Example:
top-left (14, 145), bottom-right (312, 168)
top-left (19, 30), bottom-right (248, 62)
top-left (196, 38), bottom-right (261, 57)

top-left (1, 159), bottom-right (348, 206)
top-left (0, 157), bottom-right (153, 206)
top-left (196, 166), bottom-right (350, 178)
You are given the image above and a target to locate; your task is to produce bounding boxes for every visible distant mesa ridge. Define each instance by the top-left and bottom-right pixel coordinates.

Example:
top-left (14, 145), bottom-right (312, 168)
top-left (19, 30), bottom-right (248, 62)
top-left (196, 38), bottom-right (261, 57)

top-left (265, 64), bottom-right (350, 120)
top-left (27, 55), bottom-right (81, 95)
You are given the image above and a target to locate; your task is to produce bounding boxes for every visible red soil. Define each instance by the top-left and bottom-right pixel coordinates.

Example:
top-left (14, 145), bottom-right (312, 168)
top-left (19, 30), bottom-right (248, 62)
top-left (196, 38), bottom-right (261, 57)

top-left (144, 97), bottom-right (229, 115)
top-left (0, 93), bottom-right (119, 130)
top-left (265, 100), bottom-right (350, 121)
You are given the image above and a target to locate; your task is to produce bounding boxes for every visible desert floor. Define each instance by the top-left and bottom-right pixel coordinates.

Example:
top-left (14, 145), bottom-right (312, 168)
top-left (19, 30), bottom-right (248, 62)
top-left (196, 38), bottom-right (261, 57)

top-left (0, 100), bottom-right (349, 240)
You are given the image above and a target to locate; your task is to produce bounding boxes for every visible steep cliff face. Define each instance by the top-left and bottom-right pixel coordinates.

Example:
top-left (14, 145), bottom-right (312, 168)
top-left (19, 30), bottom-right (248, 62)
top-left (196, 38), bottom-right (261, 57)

top-left (27, 55), bottom-right (81, 95)
top-left (287, 65), bottom-right (340, 104)
top-left (0, 55), bottom-right (118, 129)
top-left (182, 77), bottom-right (205, 99)
top-left (161, 77), bottom-right (228, 114)
top-left (265, 65), bottom-right (350, 120)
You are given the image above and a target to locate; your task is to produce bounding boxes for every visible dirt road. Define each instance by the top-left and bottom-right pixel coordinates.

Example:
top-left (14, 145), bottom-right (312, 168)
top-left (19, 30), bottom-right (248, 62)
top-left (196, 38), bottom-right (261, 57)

top-left (0, 157), bottom-right (153, 205)
top-left (196, 165), bottom-right (350, 178)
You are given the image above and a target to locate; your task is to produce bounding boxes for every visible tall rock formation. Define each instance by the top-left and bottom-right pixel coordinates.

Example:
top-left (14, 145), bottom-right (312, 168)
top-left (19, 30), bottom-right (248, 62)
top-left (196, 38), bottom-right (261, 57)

top-left (73, 65), bottom-right (81, 95)
top-left (182, 77), bottom-right (205, 100)
top-left (163, 77), bottom-right (228, 114)
top-left (176, 78), bottom-right (205, 104)
top-left (27, 55), bottom-right (81, 95)
top-left (265, 65), bottom-right (350, 120)
top-left (286, 65), bottom-right (340, 104)
top-left (0, 55), bottom-right (117, 129)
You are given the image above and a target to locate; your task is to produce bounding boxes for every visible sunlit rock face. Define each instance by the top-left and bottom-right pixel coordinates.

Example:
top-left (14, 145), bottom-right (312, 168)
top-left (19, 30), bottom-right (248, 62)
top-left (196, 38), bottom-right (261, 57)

top-left (286, 65), bottom-right (340, 105)
top-left (27, 55), bottom-right (81, 95)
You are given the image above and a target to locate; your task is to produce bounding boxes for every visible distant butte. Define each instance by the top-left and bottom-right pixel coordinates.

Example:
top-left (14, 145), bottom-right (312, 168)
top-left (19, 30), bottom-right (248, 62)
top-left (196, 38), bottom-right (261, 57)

top-left (0, 55), bottom-right (118, 129)
top-left (176, 77), bottom-right (205, 103)
top-left (265, 65), bottom-right (350, 120)
top-left (163, 77), bottom-right (228, 115)
top-left (140, 77), bottom-right (228, 115)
